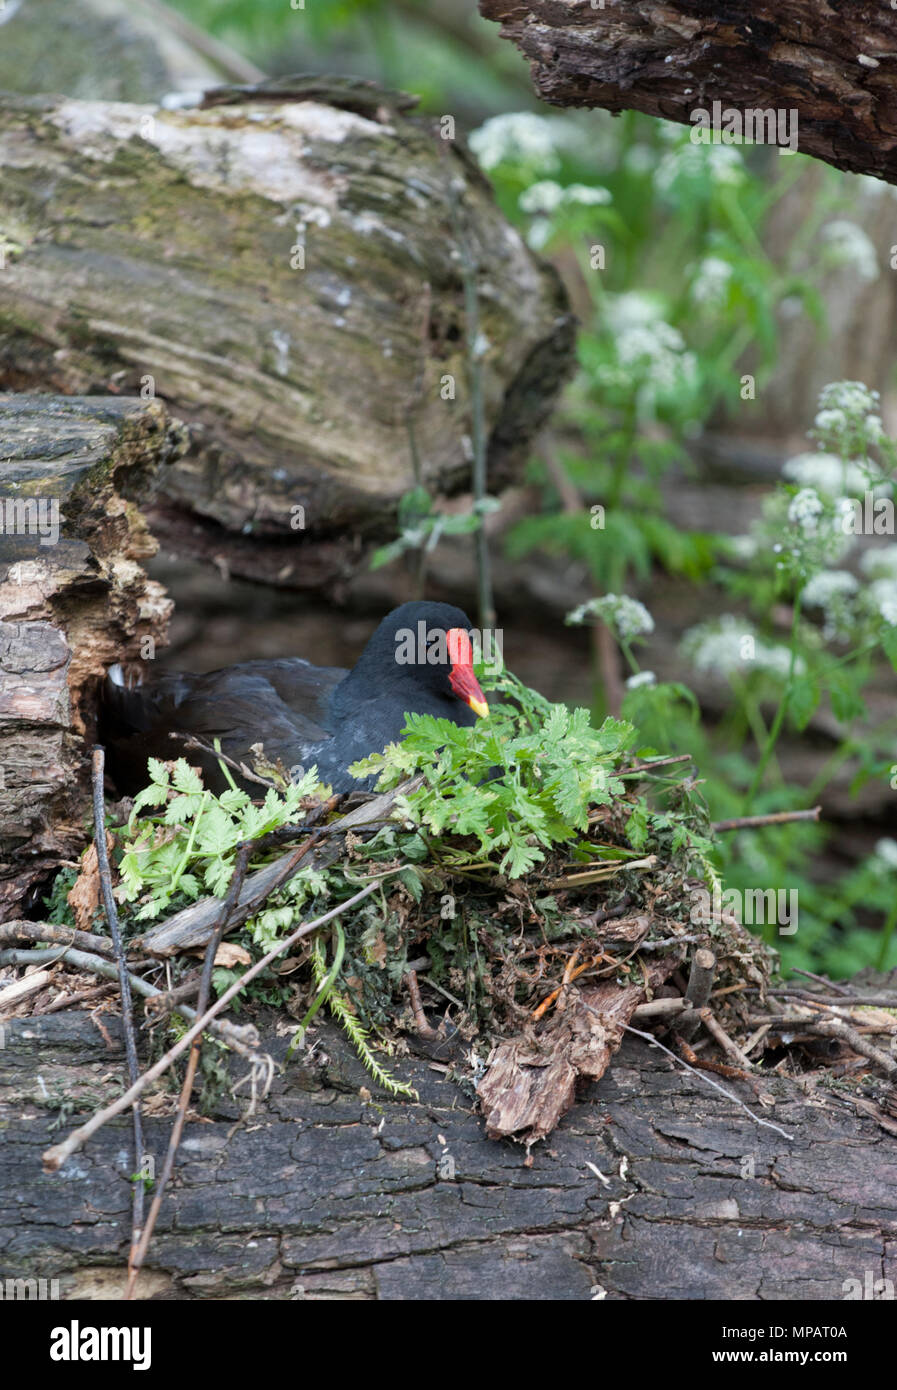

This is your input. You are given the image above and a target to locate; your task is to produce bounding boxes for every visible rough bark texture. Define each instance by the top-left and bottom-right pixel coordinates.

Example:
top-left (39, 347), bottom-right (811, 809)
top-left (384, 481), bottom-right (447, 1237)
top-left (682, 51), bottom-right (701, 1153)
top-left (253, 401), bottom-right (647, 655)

top-left (1, 1011), bottom-right (894, 1299)
top-left (0, 395), bottom-right (185, 920)
top-left (0, 86), bottom-right (574, 589)
top-left (478, 1), bottom-right (897, 186)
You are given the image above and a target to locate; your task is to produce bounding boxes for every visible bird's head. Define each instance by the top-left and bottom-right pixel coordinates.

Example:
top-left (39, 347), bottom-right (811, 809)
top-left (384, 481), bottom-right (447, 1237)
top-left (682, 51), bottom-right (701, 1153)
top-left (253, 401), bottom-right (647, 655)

top-left (353, 601), bottom-right (490, 721)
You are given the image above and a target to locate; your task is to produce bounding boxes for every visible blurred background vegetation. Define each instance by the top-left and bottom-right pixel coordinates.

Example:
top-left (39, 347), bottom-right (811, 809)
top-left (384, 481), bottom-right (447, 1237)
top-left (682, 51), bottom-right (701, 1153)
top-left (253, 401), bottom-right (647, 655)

top-left (54, 0), bottom-right (897, 975)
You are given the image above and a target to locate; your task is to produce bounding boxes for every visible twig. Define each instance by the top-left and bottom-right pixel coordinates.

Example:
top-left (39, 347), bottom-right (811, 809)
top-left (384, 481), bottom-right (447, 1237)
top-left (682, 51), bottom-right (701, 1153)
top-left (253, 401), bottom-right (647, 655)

top-left (805, 1018), bottom-right (897, 1080)
top-left (619, 1019), bottom-right (793, 1141)
top-left (124, 796), bottom-right (343, 1298)
top-left (43, 878), bottom-right (388, 1173)
top-left (791, 966), bottom-right (851, 995)
top-left (92, 747), bottom-right (145, 1278)
top-left (696, 1007), bottom-right (755, 1070)
top-left (405, 969), bottom-right (439, 1040)
top-left (630, 997), bottom-right (693, 1021)
top-left (0, 970), bottom-right (53, 1012)
top-left (675, 947), bottom-right (716, 1041)
top-left (174, 733), bottom-right (281, 791)
top-left (0, 920), bottom-right (120, 958)
top-left (677, 1034), bottom-right (755, 1085)
top-left (39, 983), bottom-right (119, 1015)
top-left (621, 753), bottom-right (694, 776)
top-left (712, 806), bottom-right (822, 833)
top-left (0, 946), bottom-right (256, 1054)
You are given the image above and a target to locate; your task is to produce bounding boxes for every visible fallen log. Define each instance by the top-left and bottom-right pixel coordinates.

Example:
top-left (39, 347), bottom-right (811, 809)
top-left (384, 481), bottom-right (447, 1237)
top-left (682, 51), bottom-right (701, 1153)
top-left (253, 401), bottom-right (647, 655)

top-left (0, 83), bottom-right (574, 588)
top-left (1, 1012), bottom-right (894, 1299)
top-left (0, 394), bottom-right (185, 921)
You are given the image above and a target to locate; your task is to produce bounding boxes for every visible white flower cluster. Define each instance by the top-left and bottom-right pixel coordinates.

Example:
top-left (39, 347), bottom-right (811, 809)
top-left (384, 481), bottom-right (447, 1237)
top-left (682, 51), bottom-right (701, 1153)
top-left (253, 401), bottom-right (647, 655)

top-left (782, 452), bottom-right (868, 496)
top-left (861, 545), bottom-right (897, 581)
top-left (802, 570), bottom-right (859, 606)
top-left (681, 615), bottom-right (797, 680)
top-left (787, 487), bottom-right (825, 536)
top-left (469, 113), bottom-right (561, 173)
top-left (567, 594), bottom-right (655, 640)
top-left (867, 578), bottom-right (897, 625)
top-left (602, 293), bottom-right (698, 397)
top-left (690, 256), bottom-right (732, 306)
top-left (626, 670), bottom-right (657, 690)
top-left (802, 570), bottom-right (859, 639)
top-left (873, 838), bottom-right (897, 871)
top-left (518, 180), bottom-right (612, 246)
top-left (654, 143), bottom-right (746, 196)
top-left (817, 381), bottom-right (880, 419)
top-left (821, 220), bottom-right (880, 282)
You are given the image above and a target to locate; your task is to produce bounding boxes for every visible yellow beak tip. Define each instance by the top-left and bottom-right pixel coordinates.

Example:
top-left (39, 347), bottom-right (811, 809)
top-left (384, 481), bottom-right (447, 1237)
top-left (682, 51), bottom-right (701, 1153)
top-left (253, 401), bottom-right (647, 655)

top-left (469, 698), bottom-right (489, 719)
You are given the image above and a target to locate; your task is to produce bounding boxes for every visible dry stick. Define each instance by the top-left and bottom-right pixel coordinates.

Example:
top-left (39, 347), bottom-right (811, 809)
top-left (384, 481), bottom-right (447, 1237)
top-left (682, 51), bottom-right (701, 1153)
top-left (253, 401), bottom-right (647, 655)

top-left (0, 920), bottom-right (121, 957)
top-left (0, 947), bottom-right (257, 1055)
top-left (405, 969), bottom-right (439, 1040)
top-left (805, 1018), bottom-right (897, 1079)
top-left (675, 947), bottom-right (717, 1041)
top-left (622, 753), bottom-right (694, 775)
top-left (696, 1006), bottom-right (755, 1070)
top-left (42, 878), bottom-right (385, 1174)
top-left (0, 970), bottom-right (54, 1011)
top-left (92, 747), bottom-right (145, 1275)
top-left (631, 997), bottom-right (693, 1021)
top-left (791, 966), bottom-right (851, 996)
top-left (712, 806), bottom-right (822, 833)
top-left (39, 983), bottom-right (118, 1015)
top-left (619, 1018), bottom-right (794, 1141)
top-left (125, 798), bottom-right (344, 1299)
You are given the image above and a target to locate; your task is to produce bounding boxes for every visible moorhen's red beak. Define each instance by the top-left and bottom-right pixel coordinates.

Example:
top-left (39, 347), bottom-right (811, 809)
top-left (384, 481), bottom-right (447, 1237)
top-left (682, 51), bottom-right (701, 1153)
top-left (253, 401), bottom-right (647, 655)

top-left (446, 627), bottom-right (489, 719)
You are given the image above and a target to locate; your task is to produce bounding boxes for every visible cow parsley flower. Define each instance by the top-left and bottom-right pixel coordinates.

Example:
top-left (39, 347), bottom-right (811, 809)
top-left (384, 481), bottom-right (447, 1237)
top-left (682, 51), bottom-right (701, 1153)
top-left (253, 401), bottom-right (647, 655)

top-left (519, 180), bottom-right (565, 215)
top-left (682, 615), bottom-right (799, 680)
top-left (469, 113), bottom-right (560, 172)
top-left (566, 595), bottom-right (655, 640)
top-left (821, 220), bottom-right (880, 281)
top-left (861, 546), bottom-right (897, 581)
top-left (690, 256), bottom-right (733, 305)
top-left (802, 570), bottom-right (859, 638)
top-left (626, 670), bottom-right (656, 689)
top-left (788, 488), bottom-right (825, 536)
top-left (873, 838), bottom-right (897, 871)
top-left (782, 453), bottom-right (868, 496)
top-left (868, 577), bottom-right (897, 625)
top-left (817, 381), bottom-right (880, 418)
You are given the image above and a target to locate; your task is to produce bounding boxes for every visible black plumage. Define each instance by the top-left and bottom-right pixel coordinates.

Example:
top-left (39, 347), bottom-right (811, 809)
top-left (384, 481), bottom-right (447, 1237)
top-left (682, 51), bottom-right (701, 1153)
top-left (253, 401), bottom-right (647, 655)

top-left (101, 601), bottom-right (489, 794)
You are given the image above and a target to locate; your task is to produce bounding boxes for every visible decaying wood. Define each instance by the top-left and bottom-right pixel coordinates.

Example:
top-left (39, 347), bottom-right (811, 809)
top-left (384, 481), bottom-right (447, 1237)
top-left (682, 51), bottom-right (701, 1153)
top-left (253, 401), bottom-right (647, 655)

top-left (2, 1011), bottom-right (895, 1299)
top-left (0, 395), bottom-right (186, 922)
top-left (479, 0), bottom-right (897, 185)
top-left (478, 955), bottom-right (686, 1141)
top-left (0, 87), bottom-right (574, 589)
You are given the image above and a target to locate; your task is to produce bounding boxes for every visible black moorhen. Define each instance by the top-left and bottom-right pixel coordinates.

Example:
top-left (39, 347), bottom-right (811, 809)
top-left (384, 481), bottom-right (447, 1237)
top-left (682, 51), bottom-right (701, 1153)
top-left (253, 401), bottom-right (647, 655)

top-left (102, 601), bottom-right (489, 795)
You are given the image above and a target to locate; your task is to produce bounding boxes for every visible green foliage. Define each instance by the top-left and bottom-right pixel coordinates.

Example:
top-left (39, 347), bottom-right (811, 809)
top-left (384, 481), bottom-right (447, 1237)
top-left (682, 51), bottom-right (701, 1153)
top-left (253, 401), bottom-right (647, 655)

top-left (351, 671), bottom-right (634, 878)
top-left (118, 757), bottom-right (323, 921)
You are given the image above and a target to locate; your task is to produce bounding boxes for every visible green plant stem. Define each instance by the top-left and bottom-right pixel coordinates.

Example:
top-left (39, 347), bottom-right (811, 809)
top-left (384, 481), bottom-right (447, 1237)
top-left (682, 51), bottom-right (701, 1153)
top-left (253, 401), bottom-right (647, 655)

top-left (170, 792), bottom-right (208, 895)
top-left (876, 899), bottom-right (897, 971)
top-left (744, 593), bottom-right (803, 807)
